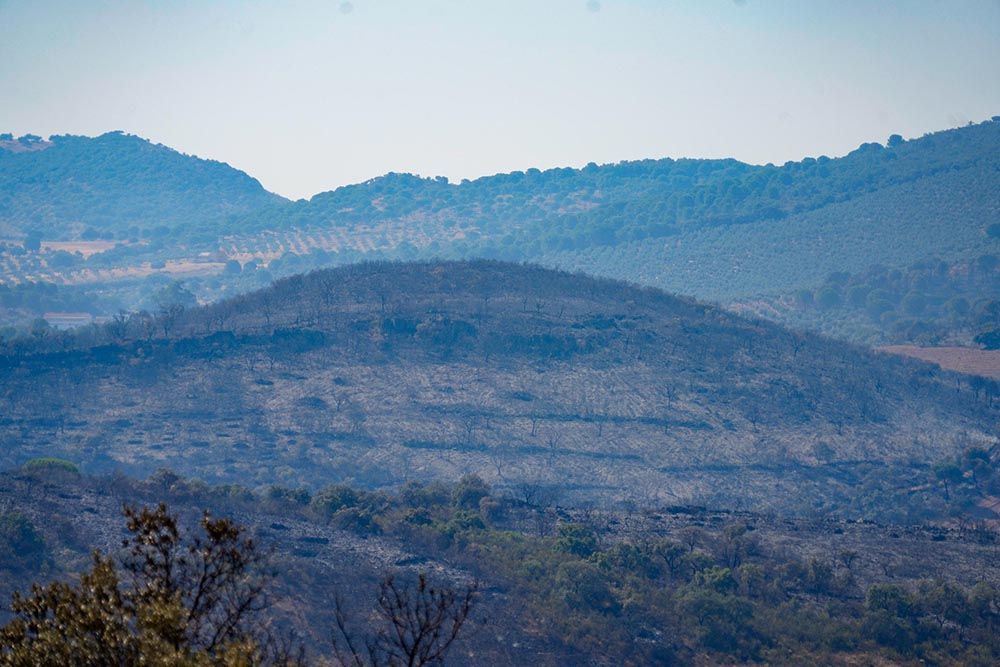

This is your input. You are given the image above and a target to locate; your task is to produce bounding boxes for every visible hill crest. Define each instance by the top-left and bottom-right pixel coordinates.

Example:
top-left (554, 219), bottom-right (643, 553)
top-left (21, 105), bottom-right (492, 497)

top-left (1, 261), bottom-right (995, 517)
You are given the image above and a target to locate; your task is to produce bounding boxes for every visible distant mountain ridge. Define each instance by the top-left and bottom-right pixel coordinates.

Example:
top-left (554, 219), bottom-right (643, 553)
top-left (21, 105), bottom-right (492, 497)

top-left (240, 119), bottom-right (1000, 242)
top-left (5, 120), bottom-right (997, 245)
top-left (0, 131), bottom-right (284, 241)
top-left (1, 120), bottom-right (998, 344)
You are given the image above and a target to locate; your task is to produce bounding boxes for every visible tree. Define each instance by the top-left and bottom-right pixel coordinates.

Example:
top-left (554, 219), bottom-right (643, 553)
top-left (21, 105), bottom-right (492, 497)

top-left (901, 291), bottom-right (926, 316)
top-left (556, 523), bottom-right (598, 558)
top-left (0, 504), bottom-right (296, 666)
top-left (934, 462), bottom-right (964, 500)
top-left (223, 260), bottom-right (243, 276)
top-left (23, 232), bottom-right (42, 253)
top-left (814, 287), bottom-right (842, 309)
top-left (154, 281), bottom-right (198, 310)
top-left (332, 573), bottom-right (478, 667)
top-left (0, 514), bottom-right (48, 577)
top-left (120, 504), bottom-right (270, 654)
top-left (653, 539), bottom-right (688, 580)
top-left (452, 474), bottom-right (490, 510)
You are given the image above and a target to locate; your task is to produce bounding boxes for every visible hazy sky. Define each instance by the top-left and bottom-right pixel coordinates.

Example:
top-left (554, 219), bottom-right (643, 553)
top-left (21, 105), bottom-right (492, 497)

top-left (1, 0), bottom-right (999, 200)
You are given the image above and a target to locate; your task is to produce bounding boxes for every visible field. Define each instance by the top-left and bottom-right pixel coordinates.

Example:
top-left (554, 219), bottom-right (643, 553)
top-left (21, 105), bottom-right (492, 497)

top-left (881, 345), bottom-right (1000, 379)
top-left (40, 239), bottom-right (118, 257)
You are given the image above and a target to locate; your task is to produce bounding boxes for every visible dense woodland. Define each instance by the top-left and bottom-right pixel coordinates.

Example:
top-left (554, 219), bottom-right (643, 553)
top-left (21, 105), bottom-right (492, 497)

top-left (0, 132), bottom-right (278, 241)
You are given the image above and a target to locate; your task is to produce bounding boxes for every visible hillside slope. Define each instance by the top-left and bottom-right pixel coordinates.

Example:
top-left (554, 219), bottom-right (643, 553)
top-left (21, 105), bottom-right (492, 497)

top-left (3, 467), bottom-right (998, 664)
top-left (2, 121), bottom-right (998, 343)
top-left (1, 262), bottom-right (995, 515)
top-left (0, 132), bottom-right (284, 241)
top-left (541, 166), bottom-right (1000, 300)
top-left (237, 120), bottom-right (1000, 246)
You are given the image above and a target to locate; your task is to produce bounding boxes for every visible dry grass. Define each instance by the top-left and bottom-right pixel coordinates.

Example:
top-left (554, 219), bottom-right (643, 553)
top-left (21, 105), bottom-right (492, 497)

top-left (881, 345), bottom-right (1000, 379)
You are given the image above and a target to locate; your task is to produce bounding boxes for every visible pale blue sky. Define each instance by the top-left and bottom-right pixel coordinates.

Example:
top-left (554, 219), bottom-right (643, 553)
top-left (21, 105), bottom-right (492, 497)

top-left (1, 0), bottom-right (998, 199)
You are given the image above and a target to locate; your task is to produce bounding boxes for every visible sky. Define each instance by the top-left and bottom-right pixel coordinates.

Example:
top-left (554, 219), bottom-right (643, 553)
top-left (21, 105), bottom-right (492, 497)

top-left (1, 0), bottom-right (999, 200)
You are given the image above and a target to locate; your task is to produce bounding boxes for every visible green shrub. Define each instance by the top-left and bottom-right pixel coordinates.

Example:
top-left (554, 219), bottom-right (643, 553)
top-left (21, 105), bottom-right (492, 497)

top-left (311, 485), bottom-right (360, 517)
top-left (553, 561), bottom-right (620, 615)
top-left (21, 457), bottom-right (79, 475)
top-left (452, 474), bottom-right (490, 509)
top-left (556, 523), bottom-right (598, 559)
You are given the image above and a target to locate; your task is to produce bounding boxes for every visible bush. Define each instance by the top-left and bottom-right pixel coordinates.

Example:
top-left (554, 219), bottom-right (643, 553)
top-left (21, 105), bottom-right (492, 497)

top-left (902, 291), bottom-right (927, 316)
top-left (553, 561), bottom-right (620, 615)
top-left (332, 507), bottom-right (382, 536)
top-left (21, 457), bottom-right (79, 475)
top-left (556, 523), bottom-right (598, 558)
top-left (400, 481), bottom-right (451, 508)
top-left (311, 484), bottom-right (360, 517)
top-left (452, 474), bottom-right (490, 509)
top-left (815, 287), bottom-right (842, 309)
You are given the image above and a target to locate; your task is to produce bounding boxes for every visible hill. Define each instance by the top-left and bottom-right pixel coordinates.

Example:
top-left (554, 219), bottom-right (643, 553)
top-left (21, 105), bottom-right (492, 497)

top-left (0, 131), bottom-right (284, 242)
top-left (234, 121), bottom-right (999, 247)
top-left (1, 261), bottom-right (996, 517)
top-left (2, 121), bottom-right (998, 344)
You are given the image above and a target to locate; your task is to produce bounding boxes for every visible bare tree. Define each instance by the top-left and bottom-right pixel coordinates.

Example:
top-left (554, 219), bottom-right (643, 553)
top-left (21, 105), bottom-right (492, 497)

top-left (347, 404), bottom-right (368, 434)
top-left (487, 445), bottom-right (507, 481)
top-left (120, 503), bottom-right (270, 654)
top-left (159, 303), bottom-right (184, 337)
top-left (332, 573), bottom-right (478, 667)
top-left (461, 413), bottom-right (479, 444)
top-left (107, 310), bottom-right (129, 341)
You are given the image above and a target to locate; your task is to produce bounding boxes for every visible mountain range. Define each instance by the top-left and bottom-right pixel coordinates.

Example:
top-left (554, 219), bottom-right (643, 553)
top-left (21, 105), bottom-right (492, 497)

top-left (2, 120), bottom-right (999, 349)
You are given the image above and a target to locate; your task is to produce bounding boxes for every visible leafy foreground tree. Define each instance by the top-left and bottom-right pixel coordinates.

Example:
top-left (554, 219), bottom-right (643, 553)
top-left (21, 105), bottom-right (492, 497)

top-left (0, 503), bottom-right (294, 666)
top-left (332, 574), bottom-right (477, 667)
top-left (0, 505), bottom-right (476, 666)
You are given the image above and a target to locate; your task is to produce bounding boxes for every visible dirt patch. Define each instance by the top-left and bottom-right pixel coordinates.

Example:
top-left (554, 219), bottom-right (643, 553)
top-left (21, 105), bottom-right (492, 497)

top-left (42, 240), bottom-right (118, 257)
top-left (881, 345), bottom-right (1000, 379)
top-left (64, 260), bottom-right (224, 285)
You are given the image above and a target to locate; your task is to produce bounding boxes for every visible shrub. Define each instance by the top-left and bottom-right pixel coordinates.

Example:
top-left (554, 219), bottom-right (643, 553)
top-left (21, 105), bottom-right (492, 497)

top-left (556, 523), bottom-right (598, 558)
top-left (311, 484), bottom-right (360, 517)
top-left (21, 457), bottom-right (79, 475)
top-left (452, 474), bottom-right (490, 509)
